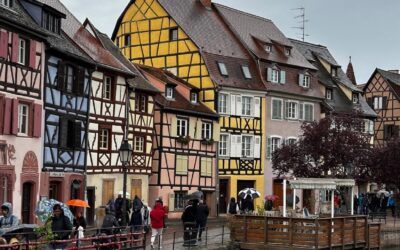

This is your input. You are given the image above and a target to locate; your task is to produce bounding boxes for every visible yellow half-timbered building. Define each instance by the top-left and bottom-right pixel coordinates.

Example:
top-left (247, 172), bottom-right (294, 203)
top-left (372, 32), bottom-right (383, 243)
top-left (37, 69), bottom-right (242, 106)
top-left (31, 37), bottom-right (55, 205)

top-left (113, 0), bottom-right (267, 211)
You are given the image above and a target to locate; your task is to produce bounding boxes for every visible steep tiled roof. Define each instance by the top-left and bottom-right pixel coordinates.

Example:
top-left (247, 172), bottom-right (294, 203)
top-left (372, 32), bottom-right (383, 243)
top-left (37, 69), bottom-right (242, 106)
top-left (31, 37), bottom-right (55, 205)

top-left (215, 4), bottom-right (315, 70)
top-left (376, 68), bottom-right (400, 98)
top-left (346, 59), bottom-right (357, 85)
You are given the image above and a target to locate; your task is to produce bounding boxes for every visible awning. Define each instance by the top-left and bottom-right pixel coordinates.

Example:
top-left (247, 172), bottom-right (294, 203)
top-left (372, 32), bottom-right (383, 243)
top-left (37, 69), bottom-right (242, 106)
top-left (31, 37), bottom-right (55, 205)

top-left (333, 179), bottom-right (355, 187)
top-left (289, 178), bottom-right (356, 190)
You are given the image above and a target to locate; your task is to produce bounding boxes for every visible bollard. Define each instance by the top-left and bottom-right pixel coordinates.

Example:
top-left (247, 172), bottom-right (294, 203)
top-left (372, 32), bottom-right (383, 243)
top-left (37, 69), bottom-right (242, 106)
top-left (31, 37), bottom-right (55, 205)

top-left (172, 231), bottom-right (176, 250)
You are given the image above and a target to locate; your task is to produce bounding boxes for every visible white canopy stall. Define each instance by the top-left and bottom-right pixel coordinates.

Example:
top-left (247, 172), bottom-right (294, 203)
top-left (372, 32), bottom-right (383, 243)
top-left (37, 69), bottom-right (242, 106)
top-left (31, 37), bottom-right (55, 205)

top-left (283, 178), bottom-right (356, 218)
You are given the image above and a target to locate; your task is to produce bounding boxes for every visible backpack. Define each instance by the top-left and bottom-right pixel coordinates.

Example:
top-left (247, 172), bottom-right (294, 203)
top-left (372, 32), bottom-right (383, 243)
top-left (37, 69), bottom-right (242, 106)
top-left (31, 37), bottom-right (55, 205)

top-left (228, 202), bottom-right (237, 214)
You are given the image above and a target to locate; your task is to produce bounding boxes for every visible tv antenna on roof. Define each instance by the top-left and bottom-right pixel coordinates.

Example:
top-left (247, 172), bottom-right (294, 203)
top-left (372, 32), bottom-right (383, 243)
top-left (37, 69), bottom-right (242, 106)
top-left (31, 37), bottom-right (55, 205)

top-left (291, 7), bottom-right (309, 41)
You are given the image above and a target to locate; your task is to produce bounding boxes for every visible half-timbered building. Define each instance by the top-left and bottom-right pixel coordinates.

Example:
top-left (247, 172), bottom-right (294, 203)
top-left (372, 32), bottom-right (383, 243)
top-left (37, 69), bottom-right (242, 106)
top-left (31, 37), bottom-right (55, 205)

top-left (364, 68), bottom-right (400, 147)
top-left (138, 65), bottom-right (219, 217)
top-left (113, 0), bottom-right (267, 211)
top-left (0, 0), bottom-right (46, 223)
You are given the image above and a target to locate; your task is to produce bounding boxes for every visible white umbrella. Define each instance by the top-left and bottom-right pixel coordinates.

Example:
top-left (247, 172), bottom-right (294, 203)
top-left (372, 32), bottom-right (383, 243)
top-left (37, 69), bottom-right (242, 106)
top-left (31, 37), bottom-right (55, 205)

top-left (238, 188), bottom-right (261, 199)
top-left (376, 190), bottom-right (390, 197)
top-left (117, 191), bottom-right (130, 198)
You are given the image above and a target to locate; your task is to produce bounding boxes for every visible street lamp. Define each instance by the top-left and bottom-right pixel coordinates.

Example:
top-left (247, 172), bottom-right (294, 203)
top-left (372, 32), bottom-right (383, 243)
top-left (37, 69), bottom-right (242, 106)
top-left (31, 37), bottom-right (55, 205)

top-left (119, 139), bottom-right (132, 226)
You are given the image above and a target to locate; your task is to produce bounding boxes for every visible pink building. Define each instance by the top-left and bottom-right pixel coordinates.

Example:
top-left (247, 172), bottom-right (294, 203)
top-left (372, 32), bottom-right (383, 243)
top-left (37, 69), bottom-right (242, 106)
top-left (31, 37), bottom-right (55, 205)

top-left (138, 66), bottom-right (220, 218)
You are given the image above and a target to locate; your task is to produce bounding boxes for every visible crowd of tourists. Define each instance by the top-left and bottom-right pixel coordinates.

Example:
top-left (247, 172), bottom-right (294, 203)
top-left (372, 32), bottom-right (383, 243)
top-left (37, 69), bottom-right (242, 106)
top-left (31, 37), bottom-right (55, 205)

top-left (354, 192), bottom-right (397, 216)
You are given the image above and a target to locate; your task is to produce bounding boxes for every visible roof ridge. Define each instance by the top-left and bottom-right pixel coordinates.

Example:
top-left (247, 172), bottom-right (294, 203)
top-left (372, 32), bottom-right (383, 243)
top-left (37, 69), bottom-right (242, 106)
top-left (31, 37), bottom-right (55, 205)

top-left (289, 38), bottom-right (327, 49)
top-left (214, 2), bottom-right (272, 23)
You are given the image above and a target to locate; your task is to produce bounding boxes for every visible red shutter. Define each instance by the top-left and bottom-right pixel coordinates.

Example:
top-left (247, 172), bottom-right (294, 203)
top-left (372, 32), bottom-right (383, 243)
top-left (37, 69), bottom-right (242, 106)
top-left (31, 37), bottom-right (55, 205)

top-left (3, 98), bottom-right (12, 134)
top-left (0, 31), bottom-right (8, 59)
top-left (11, 98), bottom-right (19, 135)
top-left (32, 103), bottom-right (42, 138)
top-left (11, 33), bottom-right (18, 63)
top-left (29, 40), bottom-right (36, 68)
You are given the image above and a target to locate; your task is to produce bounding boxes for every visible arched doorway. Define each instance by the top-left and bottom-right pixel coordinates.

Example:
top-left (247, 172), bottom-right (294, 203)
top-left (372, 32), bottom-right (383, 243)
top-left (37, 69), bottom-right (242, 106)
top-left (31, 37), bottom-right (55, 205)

top-left (22, 182), bottom-right (34, 223)
top-left (20, 151), bottom-right (39, 224)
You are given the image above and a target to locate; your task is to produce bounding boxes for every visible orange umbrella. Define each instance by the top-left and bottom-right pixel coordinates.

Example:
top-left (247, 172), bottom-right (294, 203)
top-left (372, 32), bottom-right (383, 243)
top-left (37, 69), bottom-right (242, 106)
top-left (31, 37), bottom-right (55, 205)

top-left (66, 199), bottom-right (90, 208)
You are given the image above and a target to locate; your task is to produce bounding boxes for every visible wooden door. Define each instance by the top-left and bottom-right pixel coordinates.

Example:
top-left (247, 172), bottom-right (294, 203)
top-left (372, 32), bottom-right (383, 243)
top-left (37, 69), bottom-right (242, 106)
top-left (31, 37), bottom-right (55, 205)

top-left (219, 179), bottom-right (228, 214)
top-left (86, 187), bottom-right (95, 226)
top-left (49, 181), bottom-right (61, 201)
top-left (22, 182), bottom-right (33, 223)
top-left (102, 180), bottom-right (114, 205)
top-left (131, 179), bottom-right (142, 199)
top-left (273, 179), bottom-right (292, 207)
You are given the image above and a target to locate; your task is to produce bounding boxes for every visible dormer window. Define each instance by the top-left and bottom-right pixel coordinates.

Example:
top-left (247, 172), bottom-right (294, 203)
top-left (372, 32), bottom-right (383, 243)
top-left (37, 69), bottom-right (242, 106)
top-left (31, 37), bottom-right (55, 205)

top-left (217, 62), bottom-right (228, 76)
top-left (265, 44), bottom-right (272, 52)
top-left (326, 89), bottom-right (333, 100)
top-left (42, 12), bottom-right (61, 34)
top-left (352, 93), bottom-right (359, 104)
top-left (190, 92), bottom-right (198, 104)
top-left (284, 47), bottom-right (291, 56)
top-left (241, 65), bottom-right (252, 79)
top-left (267, 66), bottom-right (286, 84)
top-left (0, 0), bottom-right (12, 8)
top-left (331, 67), bottom-right (338, 77)
top-left (124, 34), bottom-right (131, 47)
top-left (166, 86), bottom-right (174, 99)
top-left (169, 28), bottom-right (178, 41)
top-left (299, 72), bottom-right (311, 88)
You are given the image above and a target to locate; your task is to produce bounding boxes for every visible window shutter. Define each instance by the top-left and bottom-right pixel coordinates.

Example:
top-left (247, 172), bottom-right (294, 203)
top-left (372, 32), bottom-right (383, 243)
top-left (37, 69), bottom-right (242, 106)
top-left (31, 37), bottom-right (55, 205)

top-left (11, 33), bottom-right (18, 63)
top-left (369, 120), bottom-right (374, 134)
top-left (3, 98), bottom-right (12, 134)
top-left (280, 71), bottom-right (286, 84)
top-left (57, 61), bottom-right (66, 90)
top-left (383, 96), bottom-right (388, 109)
top-left (74, 121), bottom-right (82, 149)
top-left (298, 74), bottom-right (304, 86)
top-left (11, 98), bottom-right (18, 135)
top-left (0, 31), bottom-right (8, 59)
top-left (171, 117), bottom-right (177, 137)
top-left (367, 97), bottom-right (373, 109)
top-left (29, 40), bottom-right (36, 68)
top-left (266, 137), bottom-right (272, 159)
top-left (75, 67), bottom-right (86, 95)
top-left (254, 97), bottom-right (260, 118)
top-left (284, 101), bottom-right (289, 119)
top-left (168, 193), bottom-right (175, 212)
top-left (59, 117), bottom-right (68, 148)
top-left (254, 136), bottom-right (261, 158)
top-left (299, 103), bottom-right (304, 120)
top-left (230, 135), bottom-right (241, 158)
top-left (230, 95), bottom-right (236, 115)
top-left (33, 103), bottom-right (42, 138)
top-left (267, 68), bottom-right (272, 82)
top-left (236, 96), bottom-right (242, 116)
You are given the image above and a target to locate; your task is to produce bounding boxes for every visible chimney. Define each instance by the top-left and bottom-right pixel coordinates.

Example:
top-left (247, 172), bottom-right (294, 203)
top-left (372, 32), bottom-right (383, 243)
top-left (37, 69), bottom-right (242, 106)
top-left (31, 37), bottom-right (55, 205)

top-left (200, 0), bottom-right (212, 9)
top-left (388, 69), bottom-right (400, 74)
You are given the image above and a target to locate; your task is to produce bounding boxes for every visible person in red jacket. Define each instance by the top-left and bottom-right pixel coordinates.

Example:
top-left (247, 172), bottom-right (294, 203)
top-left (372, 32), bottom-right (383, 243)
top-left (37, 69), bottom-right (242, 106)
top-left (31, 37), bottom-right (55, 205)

top-left (150, 201), bottom-right (166, 248)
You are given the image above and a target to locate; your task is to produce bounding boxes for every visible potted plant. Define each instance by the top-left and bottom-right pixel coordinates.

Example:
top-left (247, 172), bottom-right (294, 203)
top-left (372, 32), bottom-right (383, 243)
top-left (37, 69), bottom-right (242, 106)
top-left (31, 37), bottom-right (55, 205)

top-left (177, 135), bottom-right (191, 145)
top-left (201, 138), bottom-right (214, 145)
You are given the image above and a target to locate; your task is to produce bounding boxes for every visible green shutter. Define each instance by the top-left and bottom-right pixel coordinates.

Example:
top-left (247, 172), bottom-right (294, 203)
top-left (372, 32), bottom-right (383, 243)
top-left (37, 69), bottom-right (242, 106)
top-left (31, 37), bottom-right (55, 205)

top-left (280, 71), bottom-right (286, 84)
top-left (267, 137), bottom-right (272, 159)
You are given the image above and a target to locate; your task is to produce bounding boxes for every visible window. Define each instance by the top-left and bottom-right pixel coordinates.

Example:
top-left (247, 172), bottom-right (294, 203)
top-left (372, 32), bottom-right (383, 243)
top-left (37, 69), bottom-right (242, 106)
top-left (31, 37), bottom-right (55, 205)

top-left (373, 96), bottom-right (385, 109)
top-left (218, 93), bottom-right (229, 114)
top-left (200, 157), bottom-right (212, 177)
top-left (202, 122), bottom-right (212, 140)
top-left (321, 190), bottom-right (333, 202)
top-left (99, 129), bottom-right (110, 150)
top-left (18, 38), bottom-right (27, 65)
top-left (190, 92), bottom-right (198, 103)
top-left (367, 120), bottom-right (374, 135)
top-left (66, 65), bottom-right (74, 93)
top-left (134, 136), bottom-right (145, 152)
top-left (271, 137), bottom-right (281, 154)
top-left (103, 76), bottom-right (112, 100)
top-left (265, 44), bottom-right (271, 52)
top-left (352, 93), bottom-right (359, 104)
top-left (301, 74), bottom-right (311, 88)
top-left (241, 135), bottom-right (253, 158)
top-left (18, 104), bottom-right (29, 135)
top-left (0, 0), bottom-right (12, 7)
top-left (241, 65), bottom-right (252, 79)
top-left (326, 89), bottom-right (333, 100)
top-left (219, 134), bottom-right (229, 156)
top-left (177, 118), bottom-right (188, 137)
top-left (135, 94), bottom-right (147, 112)
top-left (169, 28), bottom-right (178, 41)
top-left (176, 155), bottom-right (188, 175)
top-left (42, 12), bottom-right (60, 34)
top-left (384, 125), bottom-right (399, 139)
top-left (166, 86), bottom-right (174, 99)
top-left (303, 103), bottom-right (314, 122)
top-left (285, 101), bottom-right (298, 119)
top-left (331, 67), bottom-right (337, 77)
top-left (217, 62), bottom-right (228, 76)
top-left (286, 138), bottom-right (297, 145)
top-left (0, 176), bottom-right (9, 204)
top-left (174, 191), bottom-right (187, 210)
top-left (57, 62), bottom-right (85, 95)
top-left (284, 47), bottom-right (291, 56)
top-left (124, 34), bottom-right (131, 47)
top-left (271, 69), bottom-right (279, 83)
top-left (242, 96), bottom-right (252, 116)
top-left (0, 144), bottom-right (6, 165)
top-left (272, 99), bottom-right (283, 119)
top-left (59, 118), bottom-right (82, 149)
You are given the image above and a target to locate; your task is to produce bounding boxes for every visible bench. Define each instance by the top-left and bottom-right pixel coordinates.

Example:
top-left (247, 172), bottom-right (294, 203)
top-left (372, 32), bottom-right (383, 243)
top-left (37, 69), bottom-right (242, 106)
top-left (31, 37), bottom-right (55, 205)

top-left (369, 211), bottom-right (386, 223)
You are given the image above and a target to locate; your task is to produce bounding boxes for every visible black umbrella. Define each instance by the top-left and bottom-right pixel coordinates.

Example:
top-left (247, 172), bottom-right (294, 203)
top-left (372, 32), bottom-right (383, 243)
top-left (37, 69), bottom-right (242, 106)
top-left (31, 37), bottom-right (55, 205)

top-left (286, 194), bottom-right (300, 207)
top-left (1, 224), bottom-right (38, 241)
top-left (185, 191), bottom-right (203, 201)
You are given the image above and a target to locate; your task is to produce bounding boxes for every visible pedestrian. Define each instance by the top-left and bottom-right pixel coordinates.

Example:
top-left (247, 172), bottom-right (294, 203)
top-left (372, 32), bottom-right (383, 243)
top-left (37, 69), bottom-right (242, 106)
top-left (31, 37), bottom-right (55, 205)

top-left (241, 195), bottom-right (254, 213)
top-left (353, 195), bottom-right (358, 214)
top-left (101, 206), bottom-right (120, 235)
top-left (387, 194), bottom-right (396, 217)
top-left (181, 200), bottom-right (198, 246)
top-left (115, 194), bottom-right (124, 223)
top-left (142, 201), bottom-right (151, 234)
top-left (357, 194), bottom-right (364, 214)
top-left (227, 198), bottom-right (240, 215)
top-left (196, 200), bottom-right (209, 241)
top-left (0, 203), bottom-right (19, 229)
top-left (130, 195), bottom-right (143, 236)
top-left (334, 194), bottom-right (341, 215)
top-left (107, 196), bottom-right (115, 212)
top-left (47, 204), bottom-right (73, 249)
top-left (73, 210), bottom-right (87, 245)
top-left (156, 197), bottom-right (168, 228)
top-left (150, 200), bottom-right (166, 249)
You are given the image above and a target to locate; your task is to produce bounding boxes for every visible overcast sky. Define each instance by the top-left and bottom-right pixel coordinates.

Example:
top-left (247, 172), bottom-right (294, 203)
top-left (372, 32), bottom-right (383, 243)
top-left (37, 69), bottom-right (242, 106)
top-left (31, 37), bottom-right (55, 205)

top-left (61, 0), bottom-right (400, 84)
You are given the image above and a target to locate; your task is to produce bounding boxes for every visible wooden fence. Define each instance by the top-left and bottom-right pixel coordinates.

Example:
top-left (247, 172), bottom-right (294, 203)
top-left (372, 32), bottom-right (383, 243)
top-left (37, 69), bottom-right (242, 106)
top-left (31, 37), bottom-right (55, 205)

top-left (230, 215), bottom-right (381, 249)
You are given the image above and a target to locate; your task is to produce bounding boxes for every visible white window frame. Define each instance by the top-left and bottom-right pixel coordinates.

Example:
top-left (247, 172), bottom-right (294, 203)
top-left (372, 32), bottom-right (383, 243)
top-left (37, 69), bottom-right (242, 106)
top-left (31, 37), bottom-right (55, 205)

top-left (241, 65), bottom-right (252, 79)
top-left (103, 76), bottom-right (112, 100)
top-left (352, 93), bottom-right (359, 104)
top-left (18, 38), bottom-right (26, 65)
top-left (286, 137), bottom-right (298, 145)
top-left (0, 0), bottom-right (12, 7)
top-left (326, 89), bottom-right (332, 100)
top-left (331, 68), bottom-right (337, 77)
top-left (18, 103), bottom-right (29, 135)
top-left (302, 74), bottom-right (311, 88)
top-left (190, 92), bottom-right (197, 103)
top-left (241, 135), bottom-right (253, 158)
top-left (66, 65), bottom-right (74, 93)
top-left (373, 96), bottom-right (383, 109)
top-left (202, 122), bottom-right (212, 140)
top-left (284, 47), bottom-right (291, 56)
top-left (219, 133), bottom-right (229, 157)
top-left (218, 93), bottom-right (229, 114)
top-left (166, 87), bottom-right (174, 99)
top-left (286, 100), bottom-right (298, 120)
top-left (271, 69), bottom-right (279, 83)
top-left (99, 129), bottom-right (109, 150)
top-left (303, 103), bottom-right (314, 122)
top-left (271, 98), bottom-right (283, 120)
top-left (241, 96), bottom-right (253, 116)
top-left (177, 118), bottom-right (188, 137)
top-left (265, 44), bottom-right (271, 52)
top-left (134, 136), bottom-right (145, 153)
top-left (218, 62), bottom-right (228, 76)
top-left (271, 136), bottom-right (282, 154)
